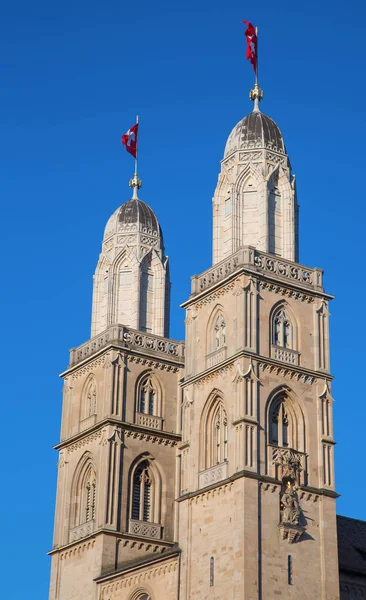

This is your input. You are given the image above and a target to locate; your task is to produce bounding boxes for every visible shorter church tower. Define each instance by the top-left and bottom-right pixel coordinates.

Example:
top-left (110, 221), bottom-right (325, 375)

top-left (91, 179), bottom-right (170, 337)
top-left (49, 178), bottom-right (183, 600)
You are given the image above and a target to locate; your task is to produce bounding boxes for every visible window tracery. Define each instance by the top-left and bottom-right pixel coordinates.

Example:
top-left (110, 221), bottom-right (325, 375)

top-left (272, 307), bottom-right (293, 349)
top-left (138, 375), bottom-right (158, 416)
top-left (132, 460), bottom-right (152, 522)
top-left (201, 396), bottom-right (229, 470)
top-left (71, 457), bottom-right (97, 529)
top-left (214, 314), bottom-right (226, 350)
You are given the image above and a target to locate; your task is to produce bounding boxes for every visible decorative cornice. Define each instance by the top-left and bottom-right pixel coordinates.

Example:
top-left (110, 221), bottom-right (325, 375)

top-left (55, 419), bottom-right (181, 452)
top-left (99, 557), bottom-right (178, 598)
top-left (176, 469), bottom-right (339, 503)
top-left (182, 351), bottom-right (332, 389)
top-left (259, 280), bottom-right (314, 303)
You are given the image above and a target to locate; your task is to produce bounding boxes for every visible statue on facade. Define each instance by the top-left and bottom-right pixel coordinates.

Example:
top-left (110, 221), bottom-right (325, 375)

top-left (281, 482), bottom-right (301, 525)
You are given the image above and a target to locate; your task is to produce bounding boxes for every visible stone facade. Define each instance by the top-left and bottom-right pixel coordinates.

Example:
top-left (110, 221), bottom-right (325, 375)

top-left (48, 99), bottom-right (343, 599)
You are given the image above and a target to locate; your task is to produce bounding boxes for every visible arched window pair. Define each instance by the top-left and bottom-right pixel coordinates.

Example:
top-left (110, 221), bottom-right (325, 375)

top-left (201, 395), bottom-right (228, 470)
top-left (132, 460), bottom-right (152, 521)
top-left (268, 391), bottom-right (303, 452)
top-left (129, 456), bottom-right (161, 527)
top-left (137, 373), bottom-right (161, 417)
top-left (273, 308), bottom-right (292, 349)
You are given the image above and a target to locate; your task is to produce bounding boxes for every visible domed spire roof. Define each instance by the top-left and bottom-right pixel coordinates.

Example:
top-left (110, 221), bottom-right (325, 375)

top-left (224, 111), bottom-right (285, 157)
top-left (103, 198), bottom-right (161, 241)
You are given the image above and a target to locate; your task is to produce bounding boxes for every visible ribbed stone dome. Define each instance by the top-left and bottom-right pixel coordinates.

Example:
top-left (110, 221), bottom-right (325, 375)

top-left (224, 111), bottom-right (285, 157)
top-left (103, 198), bottom-right (161, 241)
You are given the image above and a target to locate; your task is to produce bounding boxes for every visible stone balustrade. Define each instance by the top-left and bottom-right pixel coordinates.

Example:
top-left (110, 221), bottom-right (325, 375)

top-left (69, 520), bottom-right (95, 543)
top-left (198, 461), bottom-right (228, 489)
top-left (271, 345), bottom-right (300, 366)
top-left (128, 519), bottom-right (162, 540)
top-left (191, 247), bottom-right (323, 295)
top-left (79, 414), bottom-right (97, 432)
top-left (135, 412), bottom-right (164, 431)
top-left (206, 346), bottom-right (227, 369)
top-left (69, 324), bottom-right (185, 367)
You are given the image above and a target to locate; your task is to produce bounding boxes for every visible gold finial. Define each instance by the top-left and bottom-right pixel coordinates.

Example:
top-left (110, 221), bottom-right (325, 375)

top-left (250, 83), bottom-right (264, 112)
top-left (129, 173), bottom-right (142, 199)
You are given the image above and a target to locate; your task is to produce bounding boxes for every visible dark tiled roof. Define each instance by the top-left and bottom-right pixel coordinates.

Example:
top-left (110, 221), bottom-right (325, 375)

top-left (118, 199), bottom-right (159, 232)
top-left (225, 111), bottom-right (285, 156)
top-left (337, 515), bottom-right (366, 575)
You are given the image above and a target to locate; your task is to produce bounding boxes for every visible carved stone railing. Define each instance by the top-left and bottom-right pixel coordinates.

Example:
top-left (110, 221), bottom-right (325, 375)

top-left (199, 461), bottom-right (228, 489)
top-left (268, 445), bottom-right (307, 486)
top-left (69, 324), bottom-right (185, 367)
top-left (135, 412), bottom-right (163, 431)
top-left (69, 520), bottom-right (95, 543)
top-left (206, 346), bottom-right (227, 369)
top-left (191, 247), bottom-right (323, 295)
top-left (79, 414), bottom-right (97, 432)
top-left (271, 345), bottom-right (300, 366)
top-left (128, 519), bottom-right (162, 539)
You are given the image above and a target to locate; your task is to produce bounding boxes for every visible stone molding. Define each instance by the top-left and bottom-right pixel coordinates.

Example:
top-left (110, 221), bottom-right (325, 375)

top-left (60, 539), bottom-right (96, 560)
top-left (260, 281), bottom-right (314, 303)
top-left (68, 324), bottom-right (184, 369)
top-left (100, 558), bottom-right (178, 599)
top-left (56, 420), bottom-right (180, 452)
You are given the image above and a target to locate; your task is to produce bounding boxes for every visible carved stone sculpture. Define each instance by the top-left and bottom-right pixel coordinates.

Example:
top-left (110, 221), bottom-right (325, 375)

top-left (279, 482), bottom-right (305, 543)
top-left (281, 483), bottom-right (301, 525)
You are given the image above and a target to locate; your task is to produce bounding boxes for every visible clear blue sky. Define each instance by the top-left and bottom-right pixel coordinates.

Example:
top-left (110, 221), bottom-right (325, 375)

top-left (0, 1), bottom-right (364, 598)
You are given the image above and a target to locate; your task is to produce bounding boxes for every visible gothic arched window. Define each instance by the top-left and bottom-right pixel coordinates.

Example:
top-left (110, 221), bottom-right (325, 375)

top-left (84, 466), bottom-right (96, 523)
top-left (138, 374), bottom-right (159, 416)
top-left (213, 402), bottom-right (228, 465)
top-left (82, 376), bottom-right (97, 420)
top-left (214, 314), bottom-right (226, 350)
top-left (272, 307), bottom-right (294, 349)
top-left (268, 393), bottom-right (302, 452)
top-left (201, 396), bottom-right (229, 470)
top-left (132, 460), bottom-right (152, 521)
top-left (70, 456), bottom-right (97, 531)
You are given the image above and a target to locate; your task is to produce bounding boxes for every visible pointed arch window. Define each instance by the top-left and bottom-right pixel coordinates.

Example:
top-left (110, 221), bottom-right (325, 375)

top-left (138, 375), bottom-right (158, 416)
top-left (268, 393), bottom-right (301, 451)
top-left (270, 401), bottom-right (289, 447)
top-left (132, 460), bottom-right (152, 521)
top-left (272, 308), bottom-right (294, 349)
top-left (84, 467), bottom-right (96, 522)
top-left (70, 458), bottom-right (97, 534)
top-left (82, 377), bottom-right (97, 421)
top-left (214, 314), bottom-right (226, 350)
top-left (201, 397), bottom-right (229, 470)
top-left (213, 403), bottom-right (228, 465)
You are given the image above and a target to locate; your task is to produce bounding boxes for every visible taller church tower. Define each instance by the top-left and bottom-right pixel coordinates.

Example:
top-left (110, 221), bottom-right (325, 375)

top-left (49, 83), bottom-right (340, 599)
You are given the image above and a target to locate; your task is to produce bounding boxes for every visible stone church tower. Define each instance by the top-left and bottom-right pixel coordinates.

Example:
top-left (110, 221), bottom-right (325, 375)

top-left (49, 86), bottom-right (340, 599)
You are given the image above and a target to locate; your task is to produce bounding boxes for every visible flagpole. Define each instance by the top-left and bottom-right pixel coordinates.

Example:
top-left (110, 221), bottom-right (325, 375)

top-left (255, 27), bottom-right (259, 87)
top-left (135, 114), bottom-right (139, 177)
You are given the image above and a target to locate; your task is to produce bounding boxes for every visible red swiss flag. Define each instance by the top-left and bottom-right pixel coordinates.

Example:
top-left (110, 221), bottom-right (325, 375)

top-left (121, 123), bottom-right (138, 158)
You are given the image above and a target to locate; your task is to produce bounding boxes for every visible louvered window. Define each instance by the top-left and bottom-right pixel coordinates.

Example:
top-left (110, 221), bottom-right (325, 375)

top-left (132, 461), bottom-right (152, 521)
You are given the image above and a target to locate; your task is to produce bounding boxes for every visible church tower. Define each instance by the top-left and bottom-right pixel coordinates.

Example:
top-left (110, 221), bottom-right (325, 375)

top-left (178, 83), bottom-right (339, 599)
top-left (49, 74), bottom-right (340, 600)
top-left (48, 177), bottom-right (184, 600)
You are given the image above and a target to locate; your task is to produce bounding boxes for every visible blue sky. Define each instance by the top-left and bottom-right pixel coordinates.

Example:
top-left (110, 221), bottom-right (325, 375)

top-left (0, 0), bottom-right (365, 598)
